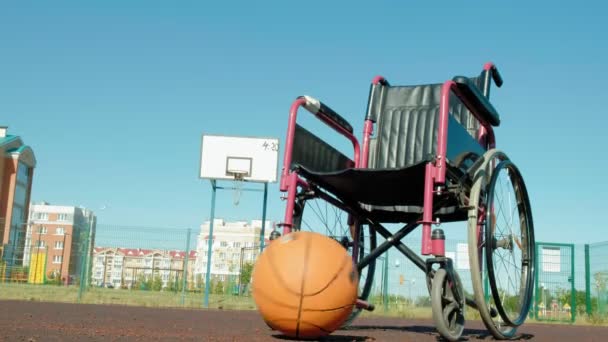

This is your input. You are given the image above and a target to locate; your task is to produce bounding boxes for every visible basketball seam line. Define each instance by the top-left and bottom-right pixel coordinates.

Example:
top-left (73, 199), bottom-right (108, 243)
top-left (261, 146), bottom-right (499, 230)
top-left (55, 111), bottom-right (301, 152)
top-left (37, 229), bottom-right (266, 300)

top-left (295, 233), bottom-right (311, 339)
top-left (264, 236), bottom-right (353, 297)
top-left (301, 253), bottom-right (351, 297)
top-left (252, 287), bottom-right (354, 312)
top-left (270, 318), bottom-right (333, 334)
top-left (265, 240), bottom-right (305, 297)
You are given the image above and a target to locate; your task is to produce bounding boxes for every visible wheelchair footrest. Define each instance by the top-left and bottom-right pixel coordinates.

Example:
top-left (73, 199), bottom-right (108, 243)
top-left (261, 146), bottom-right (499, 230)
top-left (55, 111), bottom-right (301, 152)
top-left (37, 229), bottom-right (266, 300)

top-left (355, 299), bottom-right (375, 311)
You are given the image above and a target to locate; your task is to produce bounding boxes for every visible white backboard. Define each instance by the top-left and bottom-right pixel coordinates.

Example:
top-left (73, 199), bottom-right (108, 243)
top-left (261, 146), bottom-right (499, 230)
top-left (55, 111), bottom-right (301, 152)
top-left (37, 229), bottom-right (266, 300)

top-left (199, 134), bottom-right (279, 183)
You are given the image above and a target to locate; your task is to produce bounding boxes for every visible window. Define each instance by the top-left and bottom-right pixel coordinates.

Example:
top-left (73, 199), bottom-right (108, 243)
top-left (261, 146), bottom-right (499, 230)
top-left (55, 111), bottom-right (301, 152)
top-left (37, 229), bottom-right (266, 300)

top-left (220, 241), bottom-right (228, 247)
top-left (57, 214), bottom-right (68, 221)
top-left (37, 213), bottom-right (49, 220)
top-left (38, 226), bottom-right (47, 234)
top-left (52, 255), bottom-right (62, 264)
top-left (54, 241), bottom-right (64, 249)
top-left (38, 240), bottom-right (46, 248)
top-left (55, 227), bottom-right (65, 235)
top-left (13, 184), bottom-right (27, 207)
top-left (16, 162), bottom-right (30, 184)
top-left (233, 242), bottom-right (241, 248)
top-left (232, 253), bottom-right (239, 260)
top-left (219, 252), bottom-right (226, 260)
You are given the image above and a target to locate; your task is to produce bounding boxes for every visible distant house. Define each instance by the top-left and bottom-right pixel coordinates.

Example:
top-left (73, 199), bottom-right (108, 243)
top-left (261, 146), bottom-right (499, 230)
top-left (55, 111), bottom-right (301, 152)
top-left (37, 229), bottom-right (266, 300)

top-left (26, 203), bottom-right (97, 284)
top-left (91, 247), bottom-right (196, 289)
top-left (194, 219), bottom-right (272, 284)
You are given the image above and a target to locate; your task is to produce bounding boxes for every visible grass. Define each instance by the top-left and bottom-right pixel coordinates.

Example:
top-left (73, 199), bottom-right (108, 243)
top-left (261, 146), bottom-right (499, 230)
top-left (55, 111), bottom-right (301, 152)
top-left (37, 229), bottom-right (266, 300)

top-left (0, 283), bottom-right (257, 311)
top-left (1, 283), bottom-right (607, 327)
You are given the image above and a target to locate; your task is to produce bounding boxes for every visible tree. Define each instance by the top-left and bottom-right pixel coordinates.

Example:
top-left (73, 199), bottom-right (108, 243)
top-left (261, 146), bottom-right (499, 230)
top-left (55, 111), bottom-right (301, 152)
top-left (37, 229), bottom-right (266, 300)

top-left (213, 279), bottom-right (225, 294)
top-left (151, 275), bottom-right (163, 291)
top-left (240, 262), bottom-right (254, 287)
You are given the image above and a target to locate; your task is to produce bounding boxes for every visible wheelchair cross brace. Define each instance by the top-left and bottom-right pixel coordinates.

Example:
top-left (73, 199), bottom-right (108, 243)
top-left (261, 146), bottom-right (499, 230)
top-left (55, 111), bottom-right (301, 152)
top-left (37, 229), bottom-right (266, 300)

top-left (300, 184), bottom-right (496, 316)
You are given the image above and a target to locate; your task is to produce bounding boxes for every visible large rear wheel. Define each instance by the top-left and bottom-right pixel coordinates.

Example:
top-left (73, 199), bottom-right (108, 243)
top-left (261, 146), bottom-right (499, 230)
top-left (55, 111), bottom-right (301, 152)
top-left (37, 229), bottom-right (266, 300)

top-left (467, 149), bottom-right (535, 339)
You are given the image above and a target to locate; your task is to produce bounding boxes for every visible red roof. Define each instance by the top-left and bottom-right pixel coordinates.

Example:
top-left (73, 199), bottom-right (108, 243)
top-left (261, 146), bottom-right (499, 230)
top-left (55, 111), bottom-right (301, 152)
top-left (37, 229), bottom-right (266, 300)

top-left (94, 247), bottom-right (196, 259)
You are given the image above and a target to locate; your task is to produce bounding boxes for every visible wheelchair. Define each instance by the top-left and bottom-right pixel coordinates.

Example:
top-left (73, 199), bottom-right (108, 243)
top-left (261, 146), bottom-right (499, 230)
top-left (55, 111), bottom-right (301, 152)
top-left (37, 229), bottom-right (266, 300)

top-left (275, 62), bottom-right (535, 341)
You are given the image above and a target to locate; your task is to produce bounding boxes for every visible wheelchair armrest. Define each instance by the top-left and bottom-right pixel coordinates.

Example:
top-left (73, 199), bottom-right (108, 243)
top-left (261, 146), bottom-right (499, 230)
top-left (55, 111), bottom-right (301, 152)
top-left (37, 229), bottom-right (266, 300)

top-left (299, 95), bottom-right (354, 134)
top-left (452, 76), bottom-right (501, 127)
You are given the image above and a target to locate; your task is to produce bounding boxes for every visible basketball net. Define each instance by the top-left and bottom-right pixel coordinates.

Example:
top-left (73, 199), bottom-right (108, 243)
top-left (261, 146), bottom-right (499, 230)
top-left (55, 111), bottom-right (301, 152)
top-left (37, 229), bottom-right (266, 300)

top-left (232, 172), bottom-right (246, 206)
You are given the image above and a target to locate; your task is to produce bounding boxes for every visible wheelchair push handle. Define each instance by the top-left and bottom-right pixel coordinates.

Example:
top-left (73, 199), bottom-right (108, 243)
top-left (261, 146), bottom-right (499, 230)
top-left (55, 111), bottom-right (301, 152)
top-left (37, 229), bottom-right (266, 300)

top-left (299, 96), bottom-right (354, 134)
top-left (484, 62), bottom-right (503, 88)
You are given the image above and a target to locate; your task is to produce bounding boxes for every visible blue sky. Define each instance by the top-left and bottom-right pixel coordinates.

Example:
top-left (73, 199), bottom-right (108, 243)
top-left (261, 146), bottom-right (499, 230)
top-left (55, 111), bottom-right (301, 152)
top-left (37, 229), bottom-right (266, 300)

top-left (2, 1), bottom-right (607, 244)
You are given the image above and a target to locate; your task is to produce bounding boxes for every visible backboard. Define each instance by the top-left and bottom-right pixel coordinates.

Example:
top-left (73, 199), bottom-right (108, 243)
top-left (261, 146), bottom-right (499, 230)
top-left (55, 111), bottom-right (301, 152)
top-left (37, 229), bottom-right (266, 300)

top-left (199, 134), bottom-right (279, 183)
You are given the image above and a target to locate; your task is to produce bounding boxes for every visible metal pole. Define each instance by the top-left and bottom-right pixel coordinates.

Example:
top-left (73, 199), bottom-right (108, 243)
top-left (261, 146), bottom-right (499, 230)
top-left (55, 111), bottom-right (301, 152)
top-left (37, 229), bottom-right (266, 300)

top-left (61, 233), bottom-right (68, 285)
top-left (78, 229), bottom-right (89, 302)
top-left (181, 228), bottom-right (191, 306)
top-left (534, 243), bottom-right (540, 320)
top-left (585, 244), bottom-right (591, 316)
top-left (259, 182), bottom-right (268, 253)
top-left (383, 250), bottom-right (388, 312)
top-left (238, 246), bottom-right (245, 296)
top-left (203, 180), bottom-right (217, 308)
top-left (571, 244), bottom-right (576, 322)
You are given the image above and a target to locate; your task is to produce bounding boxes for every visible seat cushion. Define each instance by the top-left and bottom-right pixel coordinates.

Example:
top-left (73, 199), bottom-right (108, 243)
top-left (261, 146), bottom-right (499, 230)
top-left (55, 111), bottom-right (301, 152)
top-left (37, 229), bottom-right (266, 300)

top-left (295, 162), bottom-right (429, 207)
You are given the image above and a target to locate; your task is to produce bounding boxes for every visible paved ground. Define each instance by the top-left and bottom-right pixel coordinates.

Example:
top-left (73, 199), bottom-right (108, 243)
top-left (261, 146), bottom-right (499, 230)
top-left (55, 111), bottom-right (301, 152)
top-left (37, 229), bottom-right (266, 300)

top-left (0, 300), bottom-right (607, 341)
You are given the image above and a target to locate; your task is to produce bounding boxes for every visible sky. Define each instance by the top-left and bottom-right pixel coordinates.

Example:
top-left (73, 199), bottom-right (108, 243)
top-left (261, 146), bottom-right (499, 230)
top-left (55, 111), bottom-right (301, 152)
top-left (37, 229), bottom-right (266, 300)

top-left (2, 1), bottom-right (607, 246)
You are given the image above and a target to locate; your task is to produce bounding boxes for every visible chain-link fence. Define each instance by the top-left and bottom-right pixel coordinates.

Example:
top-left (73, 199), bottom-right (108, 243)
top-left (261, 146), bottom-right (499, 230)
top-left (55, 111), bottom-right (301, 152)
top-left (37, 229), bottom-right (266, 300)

top-left (2, 221), bottom-right (608, 322)
top-left (534, 242), bottom-right (575, 322)
top-left (586, 241), bottom-right (608, 319)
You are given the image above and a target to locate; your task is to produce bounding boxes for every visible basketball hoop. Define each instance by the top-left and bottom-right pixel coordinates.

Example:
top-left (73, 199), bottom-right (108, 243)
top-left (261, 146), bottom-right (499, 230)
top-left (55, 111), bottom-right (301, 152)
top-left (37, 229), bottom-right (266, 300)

top-left (229, 171), bottom-right (248, 206)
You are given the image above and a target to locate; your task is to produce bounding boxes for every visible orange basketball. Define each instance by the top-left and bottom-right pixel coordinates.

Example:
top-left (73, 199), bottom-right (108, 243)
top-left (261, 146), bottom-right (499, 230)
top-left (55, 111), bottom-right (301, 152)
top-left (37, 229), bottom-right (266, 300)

top-left (252, 231), bottom-right (359, 339)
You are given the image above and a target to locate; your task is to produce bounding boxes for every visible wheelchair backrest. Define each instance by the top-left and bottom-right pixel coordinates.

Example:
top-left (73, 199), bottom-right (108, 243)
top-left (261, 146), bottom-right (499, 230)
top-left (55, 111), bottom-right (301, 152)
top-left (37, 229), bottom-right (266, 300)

top-left (366, 76), bottom-right (486, 170)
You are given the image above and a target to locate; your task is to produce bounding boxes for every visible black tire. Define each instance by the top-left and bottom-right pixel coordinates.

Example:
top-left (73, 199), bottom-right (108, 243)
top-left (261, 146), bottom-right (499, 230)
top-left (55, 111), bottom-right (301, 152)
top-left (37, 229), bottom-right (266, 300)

top-left (292, 193), bottom-right (377, 325)
top-left (467, 149), bottom-right (535, 339)
top-left (431, 268), bottom-right (465, 342)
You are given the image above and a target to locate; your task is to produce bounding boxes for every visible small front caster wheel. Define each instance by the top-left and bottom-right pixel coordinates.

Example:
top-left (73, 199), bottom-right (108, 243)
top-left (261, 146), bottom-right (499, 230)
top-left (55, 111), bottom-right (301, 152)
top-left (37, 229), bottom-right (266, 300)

top-left (431, 268), bottom-right (465, 341)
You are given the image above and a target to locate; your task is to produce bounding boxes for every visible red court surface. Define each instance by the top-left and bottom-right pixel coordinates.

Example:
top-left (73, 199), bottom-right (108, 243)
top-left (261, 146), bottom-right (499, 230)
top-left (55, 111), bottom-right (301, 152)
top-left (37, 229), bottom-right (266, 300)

top-left (1, 300), bottom-right (607, 341)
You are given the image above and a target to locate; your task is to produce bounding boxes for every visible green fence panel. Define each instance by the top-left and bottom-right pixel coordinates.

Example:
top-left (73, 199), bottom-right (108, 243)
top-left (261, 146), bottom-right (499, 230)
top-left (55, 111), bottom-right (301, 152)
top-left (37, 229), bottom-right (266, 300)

top-left (587, 241), bottom-right (608, 318)
top-left (534, 242), bottom-right (575, 322)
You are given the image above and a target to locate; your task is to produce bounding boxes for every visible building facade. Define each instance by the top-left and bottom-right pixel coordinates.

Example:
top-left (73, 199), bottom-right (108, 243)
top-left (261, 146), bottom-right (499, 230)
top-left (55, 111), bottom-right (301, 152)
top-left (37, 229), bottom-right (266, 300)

top-left (194, 219), bottom-right (273, 284)
top-left (25, 203), bottom-right (96, 284)
top-left (91, 247), bottom-right (197, 289)
top-left (0, 126), bottom-right (36, 269)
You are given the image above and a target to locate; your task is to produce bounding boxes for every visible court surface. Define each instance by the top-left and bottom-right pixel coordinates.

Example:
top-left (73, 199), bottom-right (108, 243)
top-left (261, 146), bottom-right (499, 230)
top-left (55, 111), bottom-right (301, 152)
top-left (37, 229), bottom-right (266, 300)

top-left (1, 300), bottom-right (606, 341)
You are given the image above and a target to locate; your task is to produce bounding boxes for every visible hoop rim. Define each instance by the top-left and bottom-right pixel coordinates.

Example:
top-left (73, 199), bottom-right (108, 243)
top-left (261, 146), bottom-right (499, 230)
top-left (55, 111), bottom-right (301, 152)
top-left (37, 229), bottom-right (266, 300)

top-left (227, 170), bottom-right (248, 180)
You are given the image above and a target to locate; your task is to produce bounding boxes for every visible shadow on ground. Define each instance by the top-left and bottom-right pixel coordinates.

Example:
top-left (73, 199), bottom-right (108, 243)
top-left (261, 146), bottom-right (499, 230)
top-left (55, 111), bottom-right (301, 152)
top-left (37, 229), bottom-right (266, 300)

top-left (342, 324), bottom-right (535, 341)
top-left (272, 334), bottom-right (371, 341)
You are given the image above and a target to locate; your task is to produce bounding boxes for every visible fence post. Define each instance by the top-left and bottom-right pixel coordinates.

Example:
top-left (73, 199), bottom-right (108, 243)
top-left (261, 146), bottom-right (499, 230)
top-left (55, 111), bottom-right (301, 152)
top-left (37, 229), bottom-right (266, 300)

top-left (78, 230), bottom-right (89, 302)
top-left (585, 244), bottom-right (591, 316)
top-left (571, 244), bottom-right (576, 323)
top-left (181, 228), bottom-right (191, 306)
top-left (382, 250), bottom-right (388, 312)
top-left (204, 181), bottom-right (217, 308)
top-left (534, 242), bottom-right (540, 320)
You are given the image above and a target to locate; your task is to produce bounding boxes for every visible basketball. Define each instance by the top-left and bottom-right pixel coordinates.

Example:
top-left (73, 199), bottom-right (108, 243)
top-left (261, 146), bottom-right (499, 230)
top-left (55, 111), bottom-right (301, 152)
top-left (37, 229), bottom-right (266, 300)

top-left (252, 231), bottom-right (359, 339)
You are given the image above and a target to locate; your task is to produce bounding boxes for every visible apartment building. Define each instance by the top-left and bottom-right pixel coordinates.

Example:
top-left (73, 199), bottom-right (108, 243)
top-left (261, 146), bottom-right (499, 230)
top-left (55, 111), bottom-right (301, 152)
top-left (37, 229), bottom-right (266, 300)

top-left (194, 219), bottom-right (273, 283)
top-left (91, 247), bottom-right (197, 289)
top-left (0, 126), bottom-right (36, 268)
top-left (25, 203), bottom-right (96, 284)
